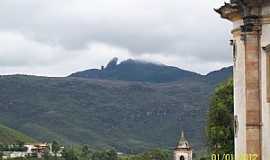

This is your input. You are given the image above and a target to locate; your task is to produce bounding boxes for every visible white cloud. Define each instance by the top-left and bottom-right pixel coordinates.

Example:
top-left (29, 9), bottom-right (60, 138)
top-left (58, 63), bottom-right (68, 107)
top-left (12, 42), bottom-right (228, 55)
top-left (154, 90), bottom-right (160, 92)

top-left (0, 32), bottom-right (66, 66)
top-left (0, 0), bottom-right (233, 76)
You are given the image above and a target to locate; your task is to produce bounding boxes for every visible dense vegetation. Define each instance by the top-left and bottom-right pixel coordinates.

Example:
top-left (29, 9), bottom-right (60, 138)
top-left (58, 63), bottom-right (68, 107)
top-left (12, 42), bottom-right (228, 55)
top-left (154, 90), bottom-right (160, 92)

top-left (0, 60), bottom-right (232, 153)
top-left (207, 79), bottom-right (234, 154)
top-left (0, 143), bottom-right (172, 160)
top-left (0, 75), bottom-right (211, 152)
top-left (0, 124), bottom-right (35, 144)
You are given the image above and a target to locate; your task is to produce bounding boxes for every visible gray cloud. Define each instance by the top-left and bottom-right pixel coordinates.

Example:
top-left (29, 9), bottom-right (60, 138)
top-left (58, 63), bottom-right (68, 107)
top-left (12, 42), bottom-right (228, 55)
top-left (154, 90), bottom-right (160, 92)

top-left (0, 0), bottom-right (232, 76)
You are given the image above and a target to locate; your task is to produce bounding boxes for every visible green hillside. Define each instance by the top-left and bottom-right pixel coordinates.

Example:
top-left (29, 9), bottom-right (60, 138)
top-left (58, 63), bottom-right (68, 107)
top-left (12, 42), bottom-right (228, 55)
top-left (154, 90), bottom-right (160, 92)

top-left (0, 61), bottom-right (232, 153)
top-left (0, 123), bottom-right (35, 144)
top-left (0, 75), bottom-right (216, 153)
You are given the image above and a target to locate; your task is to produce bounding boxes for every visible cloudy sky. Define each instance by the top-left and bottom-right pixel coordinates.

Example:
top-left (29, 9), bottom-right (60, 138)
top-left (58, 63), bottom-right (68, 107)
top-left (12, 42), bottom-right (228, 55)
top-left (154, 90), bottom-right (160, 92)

top-left (0, 0), bottom-right (232, 76)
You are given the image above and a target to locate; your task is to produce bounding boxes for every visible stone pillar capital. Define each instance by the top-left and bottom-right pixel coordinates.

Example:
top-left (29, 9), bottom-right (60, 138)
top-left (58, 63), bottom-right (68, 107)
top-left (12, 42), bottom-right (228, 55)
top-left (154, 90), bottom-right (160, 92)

top-left (241, 15), bottom-right (262, 33)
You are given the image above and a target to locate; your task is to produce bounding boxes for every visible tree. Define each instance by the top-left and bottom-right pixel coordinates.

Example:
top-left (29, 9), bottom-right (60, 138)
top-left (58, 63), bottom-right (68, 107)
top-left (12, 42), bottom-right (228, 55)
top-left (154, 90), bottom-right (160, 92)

top-left (207, 79), bottom-right (234, 154)
top-left (62, 148), bottom-right (79, 160)
top-left (81, 145), bottom-right (91, 160)
top-left (91, 150), bottom-right (118, 160)
top-left (0, 151), bottom-right (3, 160)
top-left (107, 150), bottom-right (117, 160)
top-left (44, 149), bottom-right (52, 160)
top-left (141, 149), bottom-right (170, 160)
top-left (0, 144), bottom-right (4, 152)
top-left (51, 141), bottom-right (60, 160)
top-left (16, 140), bottom-right (25, 149)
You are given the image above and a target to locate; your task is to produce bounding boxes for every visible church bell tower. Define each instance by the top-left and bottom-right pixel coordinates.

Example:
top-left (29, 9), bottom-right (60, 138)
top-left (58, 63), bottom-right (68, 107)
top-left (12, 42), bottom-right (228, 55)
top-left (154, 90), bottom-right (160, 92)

top-left (174, 131), bottom-right (192, 160)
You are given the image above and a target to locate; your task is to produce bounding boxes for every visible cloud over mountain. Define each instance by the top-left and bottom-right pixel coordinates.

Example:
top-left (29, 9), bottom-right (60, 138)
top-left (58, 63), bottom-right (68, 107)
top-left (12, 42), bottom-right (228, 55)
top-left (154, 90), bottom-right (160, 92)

top-left (0, 0), bottom-right (232, 76)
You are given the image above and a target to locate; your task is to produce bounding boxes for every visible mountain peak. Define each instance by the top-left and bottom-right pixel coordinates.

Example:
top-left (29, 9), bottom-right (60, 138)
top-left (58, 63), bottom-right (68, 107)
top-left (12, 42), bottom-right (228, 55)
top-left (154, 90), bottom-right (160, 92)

top-left (69, 59), bottom-right (232, 84)
top-left (106, 57), bottom-right (119, 69)
top-left (69, 58), bottom-right (200, 83)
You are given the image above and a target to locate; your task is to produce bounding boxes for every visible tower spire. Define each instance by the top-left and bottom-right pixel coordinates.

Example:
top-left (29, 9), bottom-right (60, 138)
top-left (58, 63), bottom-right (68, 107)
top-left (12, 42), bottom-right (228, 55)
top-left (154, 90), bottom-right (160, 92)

top-left (181, 130), bottom-right (185, 139)
top-left (176, 130), bottom-right (190, 149)
top-left (174, 130), bottom-right (192, 160)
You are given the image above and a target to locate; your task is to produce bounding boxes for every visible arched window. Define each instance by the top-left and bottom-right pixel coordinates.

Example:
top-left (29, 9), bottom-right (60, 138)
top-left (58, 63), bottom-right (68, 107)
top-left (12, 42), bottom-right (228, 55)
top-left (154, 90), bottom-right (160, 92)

top-left (180, 155), bottom-right (185, 160)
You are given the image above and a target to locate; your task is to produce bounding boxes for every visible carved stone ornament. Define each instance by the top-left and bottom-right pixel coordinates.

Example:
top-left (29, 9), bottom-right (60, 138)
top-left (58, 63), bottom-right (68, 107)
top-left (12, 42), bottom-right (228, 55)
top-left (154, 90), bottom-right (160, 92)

top-left (215, 0), bottom-right (264, 22)
top-left (214, 2), bottom-right (241, 21)
top-left (241, 15), bottom-right (261, 32)
top-left (263, 44), bottom-right (270, 53)
top-left (234, 115), bottom-right (239, 138)
top-left (233, 41), bottom-right (237, 64)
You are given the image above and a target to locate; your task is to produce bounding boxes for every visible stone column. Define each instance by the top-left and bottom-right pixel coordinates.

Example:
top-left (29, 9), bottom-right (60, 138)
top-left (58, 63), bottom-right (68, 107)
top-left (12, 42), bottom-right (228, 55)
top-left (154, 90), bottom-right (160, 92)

top-left (242, 15), bottom-right (262, 160)
top-left (215, 1), bottom-right (265, 159)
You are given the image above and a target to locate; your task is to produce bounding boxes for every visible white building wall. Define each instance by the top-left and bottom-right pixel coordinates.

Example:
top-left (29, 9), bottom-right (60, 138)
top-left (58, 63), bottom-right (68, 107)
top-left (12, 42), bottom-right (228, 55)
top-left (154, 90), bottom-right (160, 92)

top-left (3, 152), bottom-right (27, 159)
top-left (260, 21), bottom-right (270, 160)
top-left (233, 29), bottom-right (247, 157)
top-left (174, 151), bottom-right (192, 160)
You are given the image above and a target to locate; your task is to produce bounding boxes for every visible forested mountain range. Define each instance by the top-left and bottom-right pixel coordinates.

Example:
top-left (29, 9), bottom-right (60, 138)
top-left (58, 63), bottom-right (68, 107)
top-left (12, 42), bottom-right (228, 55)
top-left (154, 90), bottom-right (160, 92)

top-left (0, 58), bottom-right (232, 153)
top-left (69, 58), bottom-right (232, 84)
